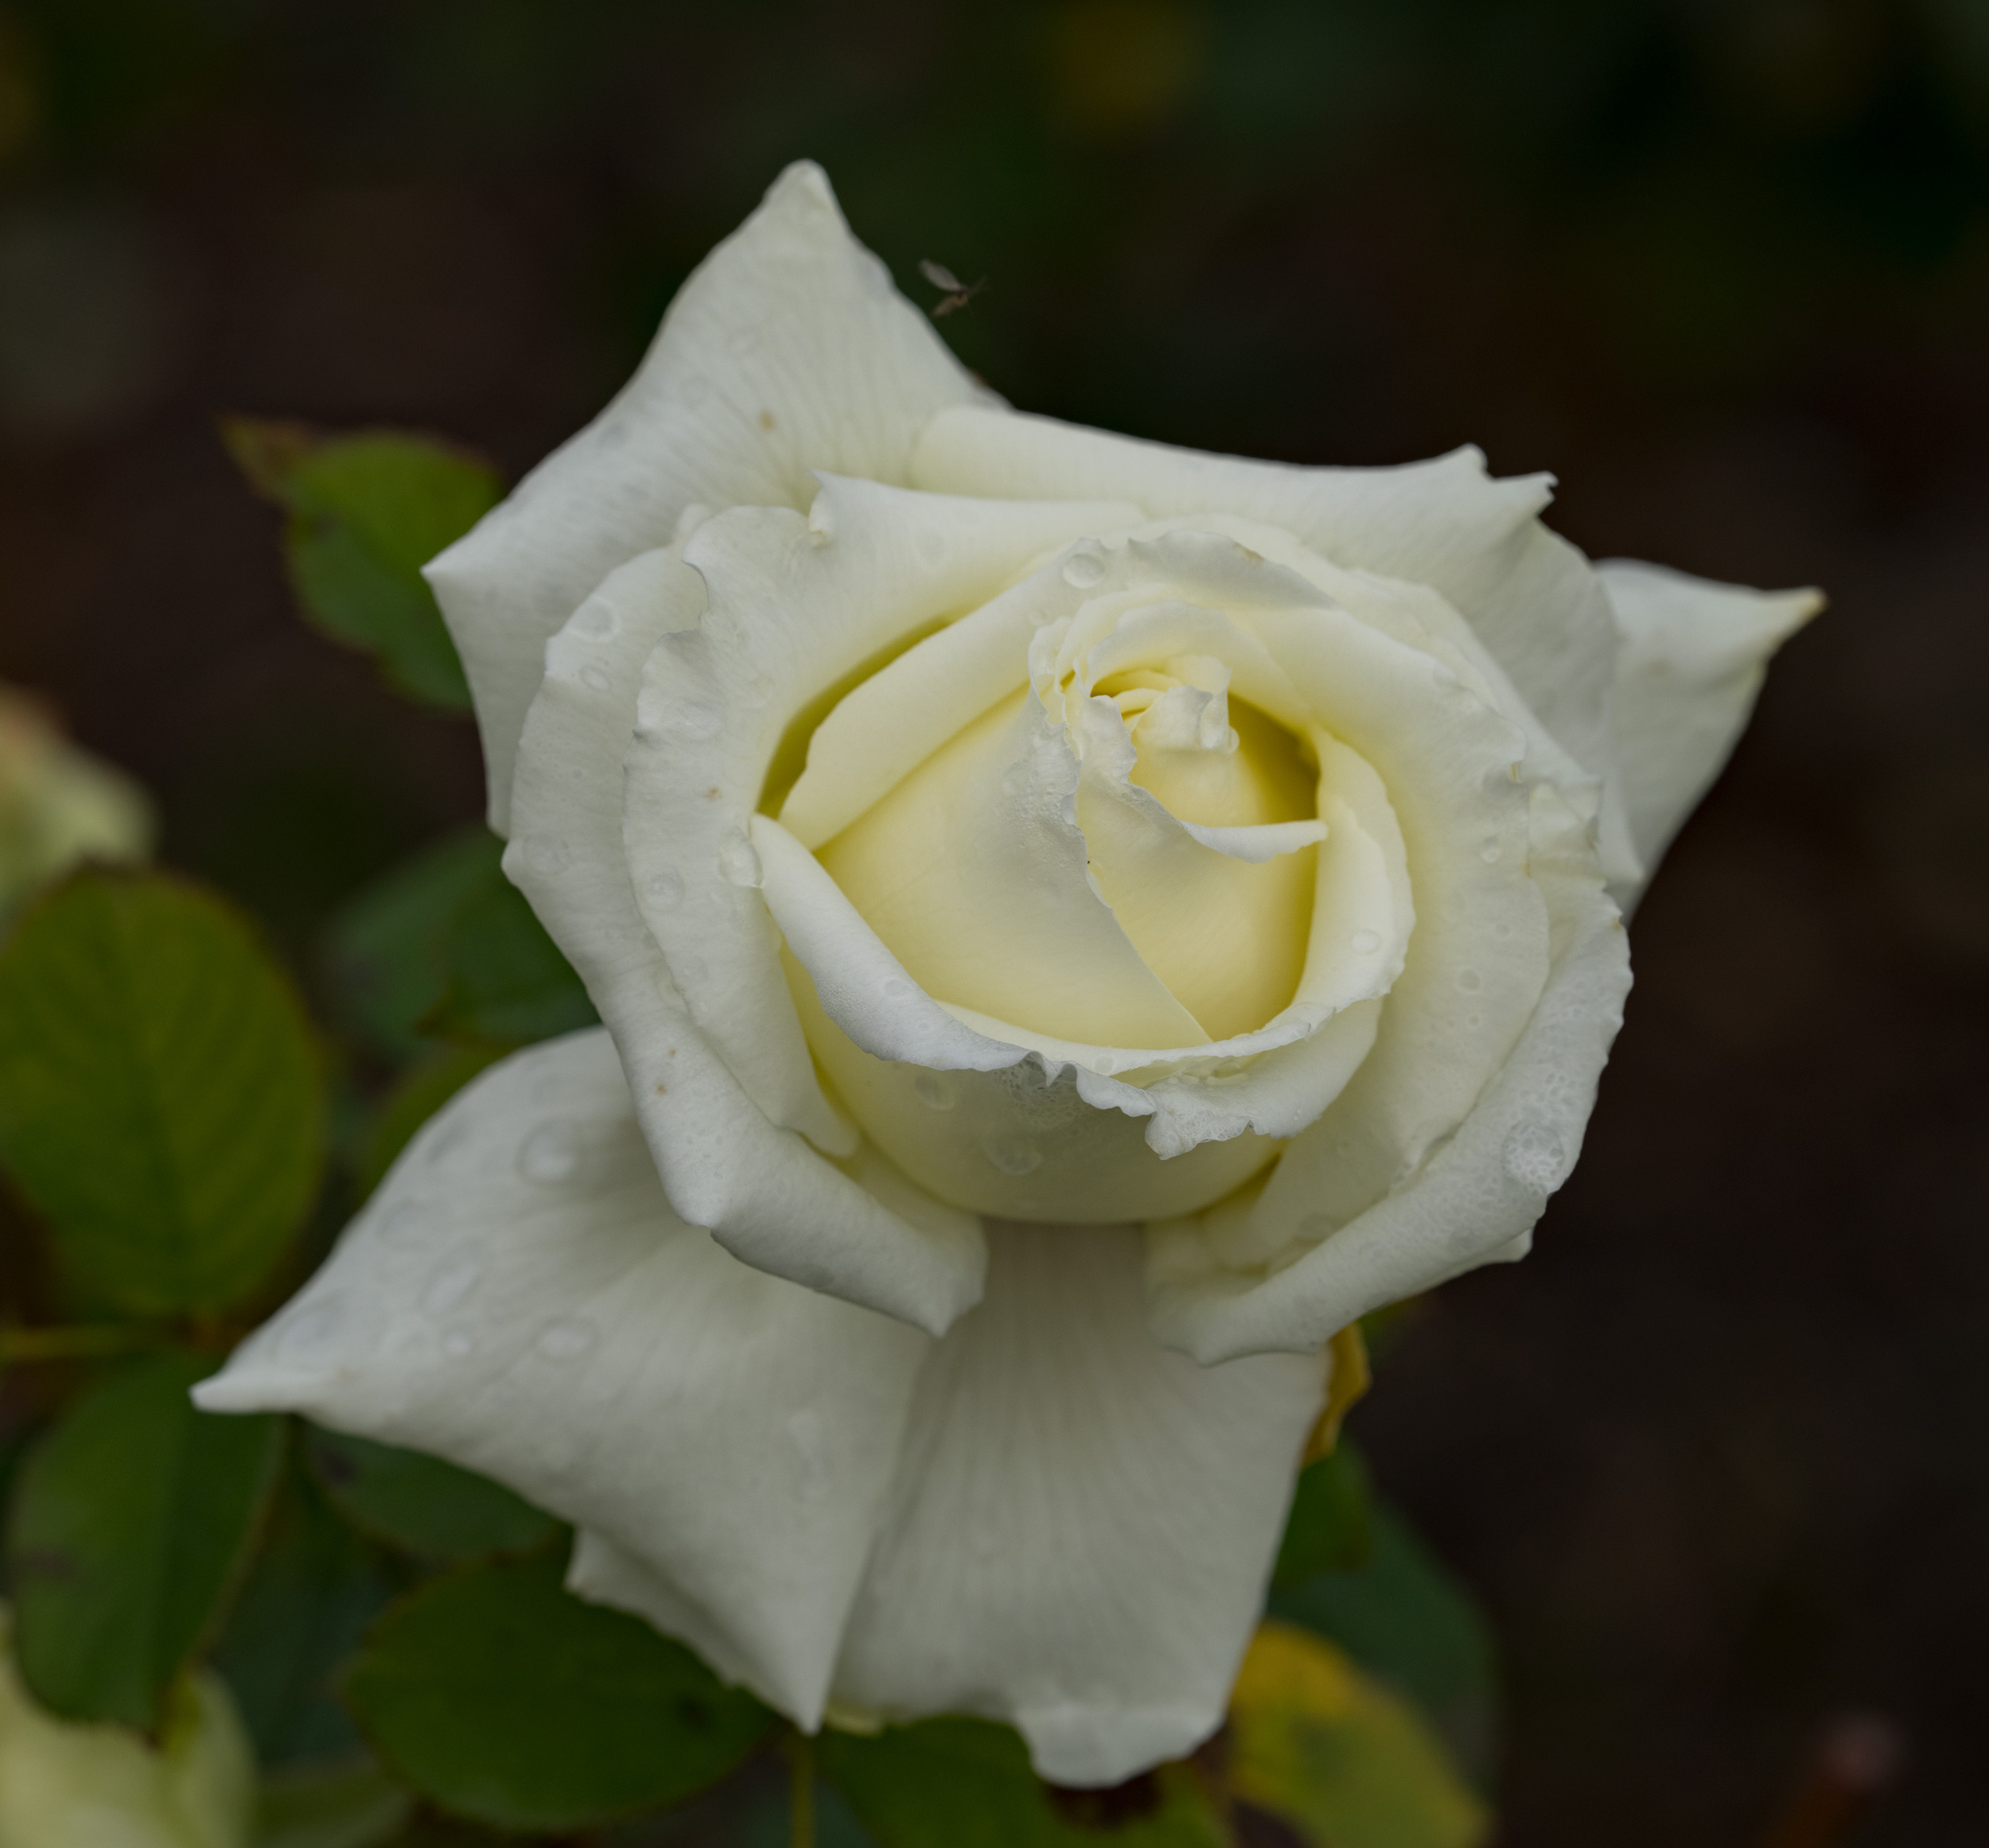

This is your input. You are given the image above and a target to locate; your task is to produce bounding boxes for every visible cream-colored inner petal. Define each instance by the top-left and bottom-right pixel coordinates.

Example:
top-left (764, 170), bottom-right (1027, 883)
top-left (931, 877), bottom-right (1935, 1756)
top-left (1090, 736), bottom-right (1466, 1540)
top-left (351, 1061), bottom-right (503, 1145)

top-left (815, 589), bottom-right (1327, 1052)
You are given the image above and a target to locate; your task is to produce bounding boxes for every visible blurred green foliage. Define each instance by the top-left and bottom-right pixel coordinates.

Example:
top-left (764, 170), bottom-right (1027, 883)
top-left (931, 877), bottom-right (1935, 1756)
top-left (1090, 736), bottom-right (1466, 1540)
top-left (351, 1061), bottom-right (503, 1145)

top-left (227, 422), bottom-right (497, 710)
top-left (0, 870), bottom-right (327, 1316)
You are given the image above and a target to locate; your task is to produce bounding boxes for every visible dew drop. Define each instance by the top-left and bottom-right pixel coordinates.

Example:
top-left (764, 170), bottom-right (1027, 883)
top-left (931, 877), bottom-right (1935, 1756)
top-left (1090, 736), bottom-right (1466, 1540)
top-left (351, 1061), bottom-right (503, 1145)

top-left (572, 605), bottom-right (617, 640)
top-left (536, 1318), bottom-right (598, 1362)
top-left (646, 870), bottom-right (684, 911)
top-left (377, 1200), bottom-right (440, 1246)
top-left (1501, 1120), bottom-right (1571, 1193)
top-left (1456, 967), bottom-right (1483, 994)
top-left (788, 1408), bottom-right (831, 1503)
top-left (1061, 549), bottom-right (1107, 589)
top-left (674, 952), bottom-right (709, 987)
top-left (1493, 921), bottom-right (1512, 940)
top-left (580, 664), bottom-right (612, 692)
top-left (726, 325), bottom-right (760, 357)
top-left (1465, 1012), bottom-right (1482, 1030)
top-left (1351, 929), bottom-right (1382, 955)
top-left (519, 1121), bottom-right (582, 1186)
top-left (985, 1135), bottom-right (1043, 1177)
top-left (1480, 837), bottom-right (1502, 863)
top-left (913, 1072), bottom-right (956, 1111)
top-left (524, 835), bottom-right (571, 876)
top-left (1298, 1212), bottom-right (1337, 1242)
top-left (662, 703), bottom-right (722, 742)
top-left (718, 832), bottom-right (763, 888)
top-left (882, 976), bottom-right (914, 1000)
top-left (739, 669), bottom-right (776, 709)
top-left (279, 1300), bottom-right (343, 1358)
top-left (442, 1333), bottom-right (476, 1360)
top-left (422, 1257), bottom-right (483, 1316)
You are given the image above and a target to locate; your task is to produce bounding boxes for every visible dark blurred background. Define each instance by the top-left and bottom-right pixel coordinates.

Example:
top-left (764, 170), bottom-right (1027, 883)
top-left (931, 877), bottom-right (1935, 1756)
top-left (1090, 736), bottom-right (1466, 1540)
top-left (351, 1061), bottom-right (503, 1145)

top-left (0, 0), bottom-right (1983, 1840)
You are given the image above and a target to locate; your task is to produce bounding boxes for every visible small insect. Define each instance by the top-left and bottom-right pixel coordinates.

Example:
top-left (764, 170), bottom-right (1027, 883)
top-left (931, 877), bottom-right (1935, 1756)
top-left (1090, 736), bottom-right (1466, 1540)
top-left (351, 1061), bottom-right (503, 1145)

top-left (919, 259), bottom-right (987, 318)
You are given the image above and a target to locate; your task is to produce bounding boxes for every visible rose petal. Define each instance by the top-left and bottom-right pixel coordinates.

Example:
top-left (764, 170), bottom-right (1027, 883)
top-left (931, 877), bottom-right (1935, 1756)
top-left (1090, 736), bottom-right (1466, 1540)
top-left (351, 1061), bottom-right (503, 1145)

top-left (622, 480), bottom-right (1163, 1126)
top-left (192, 1030), bottom-right (932, 1723)
top-left (911, 405), bottom-right (1621, 824)
top-left (428, 161), bottom-right (994, 835)
top-left (1599, 559), bottom-right (1821, 902)
top-left (1149, 820), bottom-right (1631, 1360)
top-left (830, 1222), bottom-right (1327, 1788)
top-left (505, 549), bottom-right (983, 1336)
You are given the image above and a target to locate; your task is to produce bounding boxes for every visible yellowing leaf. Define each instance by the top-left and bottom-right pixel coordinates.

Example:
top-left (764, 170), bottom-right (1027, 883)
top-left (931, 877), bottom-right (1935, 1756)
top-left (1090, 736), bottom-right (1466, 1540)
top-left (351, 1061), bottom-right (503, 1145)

top-left (1304, 1321), bottom-right (1372, 1464)
top-left (1228, 1622), bottom-right (1489, 1848)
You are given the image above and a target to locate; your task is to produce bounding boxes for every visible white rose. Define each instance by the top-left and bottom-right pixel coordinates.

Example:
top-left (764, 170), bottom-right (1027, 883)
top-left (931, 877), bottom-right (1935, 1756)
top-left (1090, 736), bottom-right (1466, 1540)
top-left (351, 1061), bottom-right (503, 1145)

top-left (0, 1609), bottom-right (253, 1848)
top-left (198, 165), bottom-right (1816, 1786)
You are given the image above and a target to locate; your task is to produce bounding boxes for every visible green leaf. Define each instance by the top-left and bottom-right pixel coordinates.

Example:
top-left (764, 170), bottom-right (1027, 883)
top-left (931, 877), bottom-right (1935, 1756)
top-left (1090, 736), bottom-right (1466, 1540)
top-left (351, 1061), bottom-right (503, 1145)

top-left (4, 1350), bottom-right (284, 1727)
top-left (1228, 1623), bottom-right (1490, 1848)
top-left (353, 1044), bottom-right (508, 1200)
top-left (324, 830), bottom-right (504, 1062)
top-left (344, 1548), bottom-right (774, 1830)
top-left (423, 873), bottom-right (597, 1047)
top-left (304, 1424), bottom-right (559, 1563)
top-left (820, 1719), bottom-right (1227, 1848)
top-left (1273, 1441), bottom-right (1375, 1588)
top-left (212, 1453), bottom-right (400, 1765)
top-left (0, 869), bottom-right (329, 1317)
top-left (227, 421), bottom-right (499, 710)
top-left (1269, 1500), bottom-right (1501, 1786)
top-left (255, 1759), bottom-right (415, 1848)
top-left (323, 828), bottom-right (594, 1062)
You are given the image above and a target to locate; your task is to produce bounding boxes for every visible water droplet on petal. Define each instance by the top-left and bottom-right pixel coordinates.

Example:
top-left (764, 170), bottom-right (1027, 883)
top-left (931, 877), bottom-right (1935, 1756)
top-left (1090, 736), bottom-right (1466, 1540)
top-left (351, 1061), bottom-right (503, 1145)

top-left (1061, 548), bottom-right (1107, 589)
top-left (524, 835), bottom-right (571, 876)
top-left (422, 1257), bottom-right (482, 1316)
top-left (1480, 837), bottom-right (1501, 863)
top-left (280, 1300), bottom-right (343, 1358)
top-left (1351, 929), bottom-right (1381, 955)
top-left (1298, 1212), bottom-right (1337, 1242)
top-left (718, 832), bottom-right (762, 888)
top-left (377, 1200), bottom-right (440, 1245)
top-left (442, 1332), bottom-right (476, 1360)
top-left (662, 703), bottom-right (722, 742)
top-left (580, 664), bottom-right (612, 692)
top-left (726, 325), bottom-right (759, 357)
top-left (1501, 1119), bottom-right (1571, 1193)
top-left (882, 976), bottom-right (914, 1000)
top-left (519, 1122), bottom-right (581, 1186)
top-left (646, 870), bottom-right (684, 910)
top-left (788, 1408), bottom-right (831, 1502)
top-left (1493, 921), bottom-right (1513, 940)
top-left (739, 669), bottom-right (775, 709)
top-left (674, 952), bottom-right (709, 987)
top-left (1456, 967), bottom-right (1482, 994)
top-left (985, 1136), bottom-right (1042, 1176)
top-left (536, 1318), bottom-right (597, 1362)
top-left (913, 1072), bottom-right (955, 1111)
top-left (572, 604), bottom-right (617, 640)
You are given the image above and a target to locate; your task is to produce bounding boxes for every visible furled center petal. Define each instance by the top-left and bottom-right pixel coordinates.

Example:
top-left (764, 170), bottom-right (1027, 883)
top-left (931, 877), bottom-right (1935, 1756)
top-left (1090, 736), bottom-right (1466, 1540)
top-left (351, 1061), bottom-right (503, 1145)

top-left (817, 591), bottom-right (1325, 1050)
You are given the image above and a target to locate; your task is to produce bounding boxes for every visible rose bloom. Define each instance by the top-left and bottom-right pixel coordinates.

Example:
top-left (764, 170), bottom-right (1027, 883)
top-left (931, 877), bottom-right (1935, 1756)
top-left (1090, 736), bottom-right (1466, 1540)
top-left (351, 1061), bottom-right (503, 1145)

top-left (200, 166), bottom-right (1816, 1786)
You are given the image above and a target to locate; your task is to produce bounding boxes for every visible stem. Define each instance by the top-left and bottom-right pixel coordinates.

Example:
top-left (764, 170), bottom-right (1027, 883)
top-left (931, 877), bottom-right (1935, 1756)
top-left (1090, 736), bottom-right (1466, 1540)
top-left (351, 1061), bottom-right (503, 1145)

top-left (787, 1728), bottom-right (815, 1848)
top-left (0, 1324), bottom-right (160, 1363)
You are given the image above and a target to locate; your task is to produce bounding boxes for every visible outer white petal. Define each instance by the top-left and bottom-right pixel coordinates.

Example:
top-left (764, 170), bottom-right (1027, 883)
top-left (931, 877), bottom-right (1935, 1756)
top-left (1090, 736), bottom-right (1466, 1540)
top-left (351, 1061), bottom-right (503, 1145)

top-left (429, 161), bottom-right (994, 835)
top-left (1599, 559), bottom-right (1822, 901)
top-left (192, 1031), bottom-right (932, 1726)
top-left (506, 547), bottom-right (984, 1336)
top-left (1150, 820), bottom-right (1632, 1362)
top-left (910, 406), bottom-right (1624, 823)
top-left (831, 1224), bottom-right (1327, 1788)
